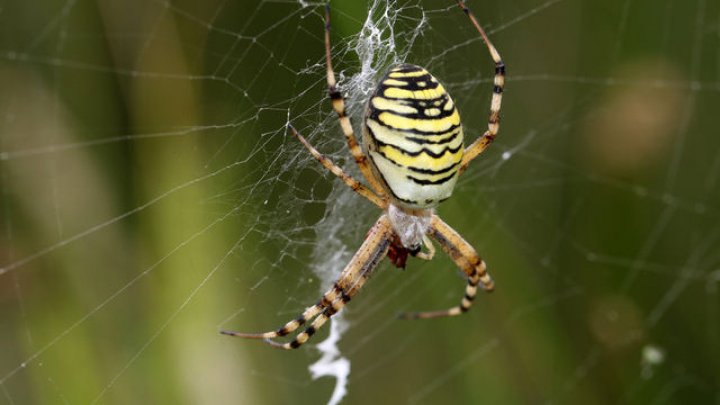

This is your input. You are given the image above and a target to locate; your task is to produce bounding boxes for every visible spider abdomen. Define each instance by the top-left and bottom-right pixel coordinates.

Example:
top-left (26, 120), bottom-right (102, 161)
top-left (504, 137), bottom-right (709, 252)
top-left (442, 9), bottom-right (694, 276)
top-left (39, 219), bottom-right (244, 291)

top-left (363, 64), bottom-right (464, 209)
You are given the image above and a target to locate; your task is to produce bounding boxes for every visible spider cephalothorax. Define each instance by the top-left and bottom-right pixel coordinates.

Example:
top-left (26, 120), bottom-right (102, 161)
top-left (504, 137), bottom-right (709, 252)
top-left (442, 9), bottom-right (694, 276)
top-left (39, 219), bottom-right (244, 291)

top-left (386, 205), bottom-right (433, 269)
top-left (222, 0), bottom-right (505, 349)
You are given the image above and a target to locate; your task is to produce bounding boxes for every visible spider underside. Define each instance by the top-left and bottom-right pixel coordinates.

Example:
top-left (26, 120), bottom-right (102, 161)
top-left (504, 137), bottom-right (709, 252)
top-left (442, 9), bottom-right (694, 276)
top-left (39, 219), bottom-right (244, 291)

top-left (221, 0), bottom-right (505, 349)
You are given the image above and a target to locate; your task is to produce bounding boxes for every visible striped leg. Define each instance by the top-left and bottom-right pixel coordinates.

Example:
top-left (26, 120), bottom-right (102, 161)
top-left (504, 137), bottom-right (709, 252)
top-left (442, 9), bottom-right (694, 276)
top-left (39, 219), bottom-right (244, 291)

top-left (456, 0), bottom-right (506, 175)
top-left (400, 214), bottom-right (493, 319)
top-left (288, 125), bottom-right (386, 209)
top-left (263, 257), bottom-right (378, 350)
top-left (324, 2), bottom-right (386, 195)
top-left (220, 284), bottom-right (340, 340)
top-left (223, 215), bottom-right (393, 349)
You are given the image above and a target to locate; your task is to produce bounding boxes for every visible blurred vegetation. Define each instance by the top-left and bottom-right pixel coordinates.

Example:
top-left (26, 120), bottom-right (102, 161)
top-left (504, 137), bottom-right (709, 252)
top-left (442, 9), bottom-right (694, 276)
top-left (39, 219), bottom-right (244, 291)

top-left (1, 0), bottom-right (719, 404)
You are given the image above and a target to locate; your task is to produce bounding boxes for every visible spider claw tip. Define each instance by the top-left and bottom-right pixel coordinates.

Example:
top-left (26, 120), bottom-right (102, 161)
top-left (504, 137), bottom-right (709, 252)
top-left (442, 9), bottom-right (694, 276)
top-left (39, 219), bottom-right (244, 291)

top-left (287, 124), bottom-right (301, 138)
top-left (220, 329), bottom-right (267, 339)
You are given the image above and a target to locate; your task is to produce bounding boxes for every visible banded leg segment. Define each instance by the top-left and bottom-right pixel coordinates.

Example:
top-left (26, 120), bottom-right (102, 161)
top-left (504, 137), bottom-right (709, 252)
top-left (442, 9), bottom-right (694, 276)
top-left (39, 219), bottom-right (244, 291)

top-left (289, 125), bottom-right (386, 209)
top-left (264, 232), bottom-right (390, 349)
top-left (400, 214), bottom-right (493, 319)
top-left (324, 3), bottom-right (386, 195)
top-left (220, 284), bottom-right (338, 340)
top-left (223, 215), bottom-right (394, 349)
top-left (456, 0), bottom-right (506, 175)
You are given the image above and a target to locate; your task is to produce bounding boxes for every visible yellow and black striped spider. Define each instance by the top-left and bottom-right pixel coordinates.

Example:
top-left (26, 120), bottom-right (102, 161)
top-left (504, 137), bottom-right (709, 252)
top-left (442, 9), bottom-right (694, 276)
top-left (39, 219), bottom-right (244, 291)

top-left (222, 0), bottom-right (505, 349)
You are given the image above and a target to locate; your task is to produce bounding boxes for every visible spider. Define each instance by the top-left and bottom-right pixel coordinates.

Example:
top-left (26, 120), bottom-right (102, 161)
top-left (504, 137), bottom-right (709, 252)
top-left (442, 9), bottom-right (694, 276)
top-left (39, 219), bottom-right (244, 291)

top-left (221, 0), bottom-right (505, 349)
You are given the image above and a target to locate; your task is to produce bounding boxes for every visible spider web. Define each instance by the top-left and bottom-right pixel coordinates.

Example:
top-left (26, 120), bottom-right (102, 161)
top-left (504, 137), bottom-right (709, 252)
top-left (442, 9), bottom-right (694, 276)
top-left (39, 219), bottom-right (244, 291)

top-left (1, 0), bottom-right (719, 404)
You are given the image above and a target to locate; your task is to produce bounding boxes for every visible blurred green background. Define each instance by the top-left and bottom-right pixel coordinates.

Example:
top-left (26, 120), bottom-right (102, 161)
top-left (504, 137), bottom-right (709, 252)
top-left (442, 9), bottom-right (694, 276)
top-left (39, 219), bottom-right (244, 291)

top-left (1, 0), bottom-right (719, 404)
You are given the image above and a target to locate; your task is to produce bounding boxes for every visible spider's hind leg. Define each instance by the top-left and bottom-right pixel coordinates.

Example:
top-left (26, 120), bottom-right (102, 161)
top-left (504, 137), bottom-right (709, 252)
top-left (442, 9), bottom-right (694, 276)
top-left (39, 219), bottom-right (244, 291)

top-left (455, 0), bottom-right (506, 175)
top-left (323, 2), bottom-right (386, 195)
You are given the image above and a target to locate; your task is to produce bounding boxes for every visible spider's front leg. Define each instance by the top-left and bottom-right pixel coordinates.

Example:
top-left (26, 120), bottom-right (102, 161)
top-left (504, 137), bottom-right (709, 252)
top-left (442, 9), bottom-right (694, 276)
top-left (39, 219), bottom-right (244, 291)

top-left (400, 215), bottom-right (493, 320)
top-left (222, 215), bottom-right (394, 349)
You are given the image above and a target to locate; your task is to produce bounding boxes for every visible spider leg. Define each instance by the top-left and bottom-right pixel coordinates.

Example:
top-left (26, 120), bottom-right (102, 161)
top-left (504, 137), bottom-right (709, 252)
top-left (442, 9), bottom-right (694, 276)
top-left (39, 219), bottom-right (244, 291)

top-left (262, 275), bottom-right (359, 350)
top-left (324, 2), bottom-right (386, 195)
top-left (220, 293), bottom-right (331, 340)
top-left (223, 215), bottom-right (393, 349)
top-left (414, 235), bottom-right (436, 261)
top-left (455, 0), bottom-right (506, 175)
top-left (288, 125), bottom-right (386, 209)
top-left (400, 214), bottom-right (493, 320)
